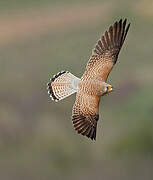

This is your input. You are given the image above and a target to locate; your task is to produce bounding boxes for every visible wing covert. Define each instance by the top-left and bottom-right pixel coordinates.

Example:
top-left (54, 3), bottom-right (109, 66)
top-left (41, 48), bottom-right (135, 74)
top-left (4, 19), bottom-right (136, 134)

top-left (72, 91), bottom-right (100, 140)
top-left (82, 19), bottom-right (130, 81)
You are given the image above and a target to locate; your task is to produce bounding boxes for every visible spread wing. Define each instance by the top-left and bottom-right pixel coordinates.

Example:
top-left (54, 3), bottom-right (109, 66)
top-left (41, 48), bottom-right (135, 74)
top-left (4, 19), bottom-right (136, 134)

top-left (72, 90), bottom-right (100, 140)
top-left (82, 19), bottom-right (130, 81)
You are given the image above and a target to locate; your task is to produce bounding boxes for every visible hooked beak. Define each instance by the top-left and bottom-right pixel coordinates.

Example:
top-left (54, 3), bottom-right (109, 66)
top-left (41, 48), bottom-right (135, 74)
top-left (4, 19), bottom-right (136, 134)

top-left (107, 86), bottom-right (113, 93)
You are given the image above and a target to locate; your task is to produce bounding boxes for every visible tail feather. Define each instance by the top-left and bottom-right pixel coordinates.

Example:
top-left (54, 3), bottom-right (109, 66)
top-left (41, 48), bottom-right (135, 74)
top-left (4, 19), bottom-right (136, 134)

top-left (47, 71), bottom-right (80, 102)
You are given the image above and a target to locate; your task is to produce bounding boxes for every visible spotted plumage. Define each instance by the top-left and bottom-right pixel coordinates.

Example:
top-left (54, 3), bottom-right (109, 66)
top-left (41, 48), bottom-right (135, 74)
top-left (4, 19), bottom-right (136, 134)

top-left (47, 19), bottom-right (130, 140)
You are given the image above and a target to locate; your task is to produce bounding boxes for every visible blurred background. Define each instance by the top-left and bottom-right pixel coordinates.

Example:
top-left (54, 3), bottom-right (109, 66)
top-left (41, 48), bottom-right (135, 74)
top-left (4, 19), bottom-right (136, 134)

top-left (0, 0), bottom-right (153, 179)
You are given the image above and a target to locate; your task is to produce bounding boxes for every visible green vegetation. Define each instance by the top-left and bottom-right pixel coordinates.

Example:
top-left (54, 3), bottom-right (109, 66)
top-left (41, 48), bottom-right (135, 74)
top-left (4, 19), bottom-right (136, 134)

top-left (0, 0), bottom-right (153, 179)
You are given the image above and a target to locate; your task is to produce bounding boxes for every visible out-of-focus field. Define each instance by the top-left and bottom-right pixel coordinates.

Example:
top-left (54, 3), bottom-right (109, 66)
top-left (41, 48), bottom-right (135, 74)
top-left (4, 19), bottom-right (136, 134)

top-left (0, 0), bottom-right (153, 179)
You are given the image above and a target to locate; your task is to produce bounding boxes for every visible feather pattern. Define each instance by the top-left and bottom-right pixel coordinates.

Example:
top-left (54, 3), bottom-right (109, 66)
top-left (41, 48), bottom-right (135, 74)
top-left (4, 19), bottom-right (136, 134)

top-left (81, 19), bottom-right (130, 82)
top-left (71, 90), bottom-right (100, 140)
top-left (47, 71), bottom-right (80, 101)
top-left (47, 19), bottom-right (130, 141)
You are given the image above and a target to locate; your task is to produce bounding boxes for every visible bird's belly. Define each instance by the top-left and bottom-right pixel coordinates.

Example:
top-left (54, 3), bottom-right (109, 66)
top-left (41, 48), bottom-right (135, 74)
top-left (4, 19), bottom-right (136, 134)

top-left (78, 80), bottom-right (102, 96)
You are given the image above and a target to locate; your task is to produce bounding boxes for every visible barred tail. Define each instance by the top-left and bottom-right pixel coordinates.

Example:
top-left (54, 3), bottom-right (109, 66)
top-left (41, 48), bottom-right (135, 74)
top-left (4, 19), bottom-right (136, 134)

top-left (47, 71), bottom-right (80, 102)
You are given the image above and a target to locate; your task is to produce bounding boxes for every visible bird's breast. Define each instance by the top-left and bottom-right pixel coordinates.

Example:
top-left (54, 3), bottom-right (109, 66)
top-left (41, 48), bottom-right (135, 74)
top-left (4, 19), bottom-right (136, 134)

top-left (78, 80), bottom-right (103, 96)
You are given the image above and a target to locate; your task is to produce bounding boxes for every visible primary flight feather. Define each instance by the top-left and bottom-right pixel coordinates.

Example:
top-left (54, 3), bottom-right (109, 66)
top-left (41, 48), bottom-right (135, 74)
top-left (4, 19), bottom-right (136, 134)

top-left (47, 19), bottom-right (130, 140)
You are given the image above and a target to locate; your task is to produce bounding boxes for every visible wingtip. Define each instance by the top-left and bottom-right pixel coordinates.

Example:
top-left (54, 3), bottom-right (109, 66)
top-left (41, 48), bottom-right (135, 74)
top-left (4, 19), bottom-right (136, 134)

top-left (72, 113), bottom-right (99, 141)
top-left (92, 18), bottom-right (130, 58)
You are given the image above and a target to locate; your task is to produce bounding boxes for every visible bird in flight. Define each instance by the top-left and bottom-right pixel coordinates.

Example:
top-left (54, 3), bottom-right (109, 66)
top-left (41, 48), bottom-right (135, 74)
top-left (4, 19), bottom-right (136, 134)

top-left (47, 19), bottom-right (130, 140)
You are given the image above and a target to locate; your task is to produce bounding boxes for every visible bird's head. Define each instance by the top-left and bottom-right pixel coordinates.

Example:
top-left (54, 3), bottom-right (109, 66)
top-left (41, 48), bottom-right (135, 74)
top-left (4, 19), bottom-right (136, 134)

top-left (103, 84), bottom-right (113, 96)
